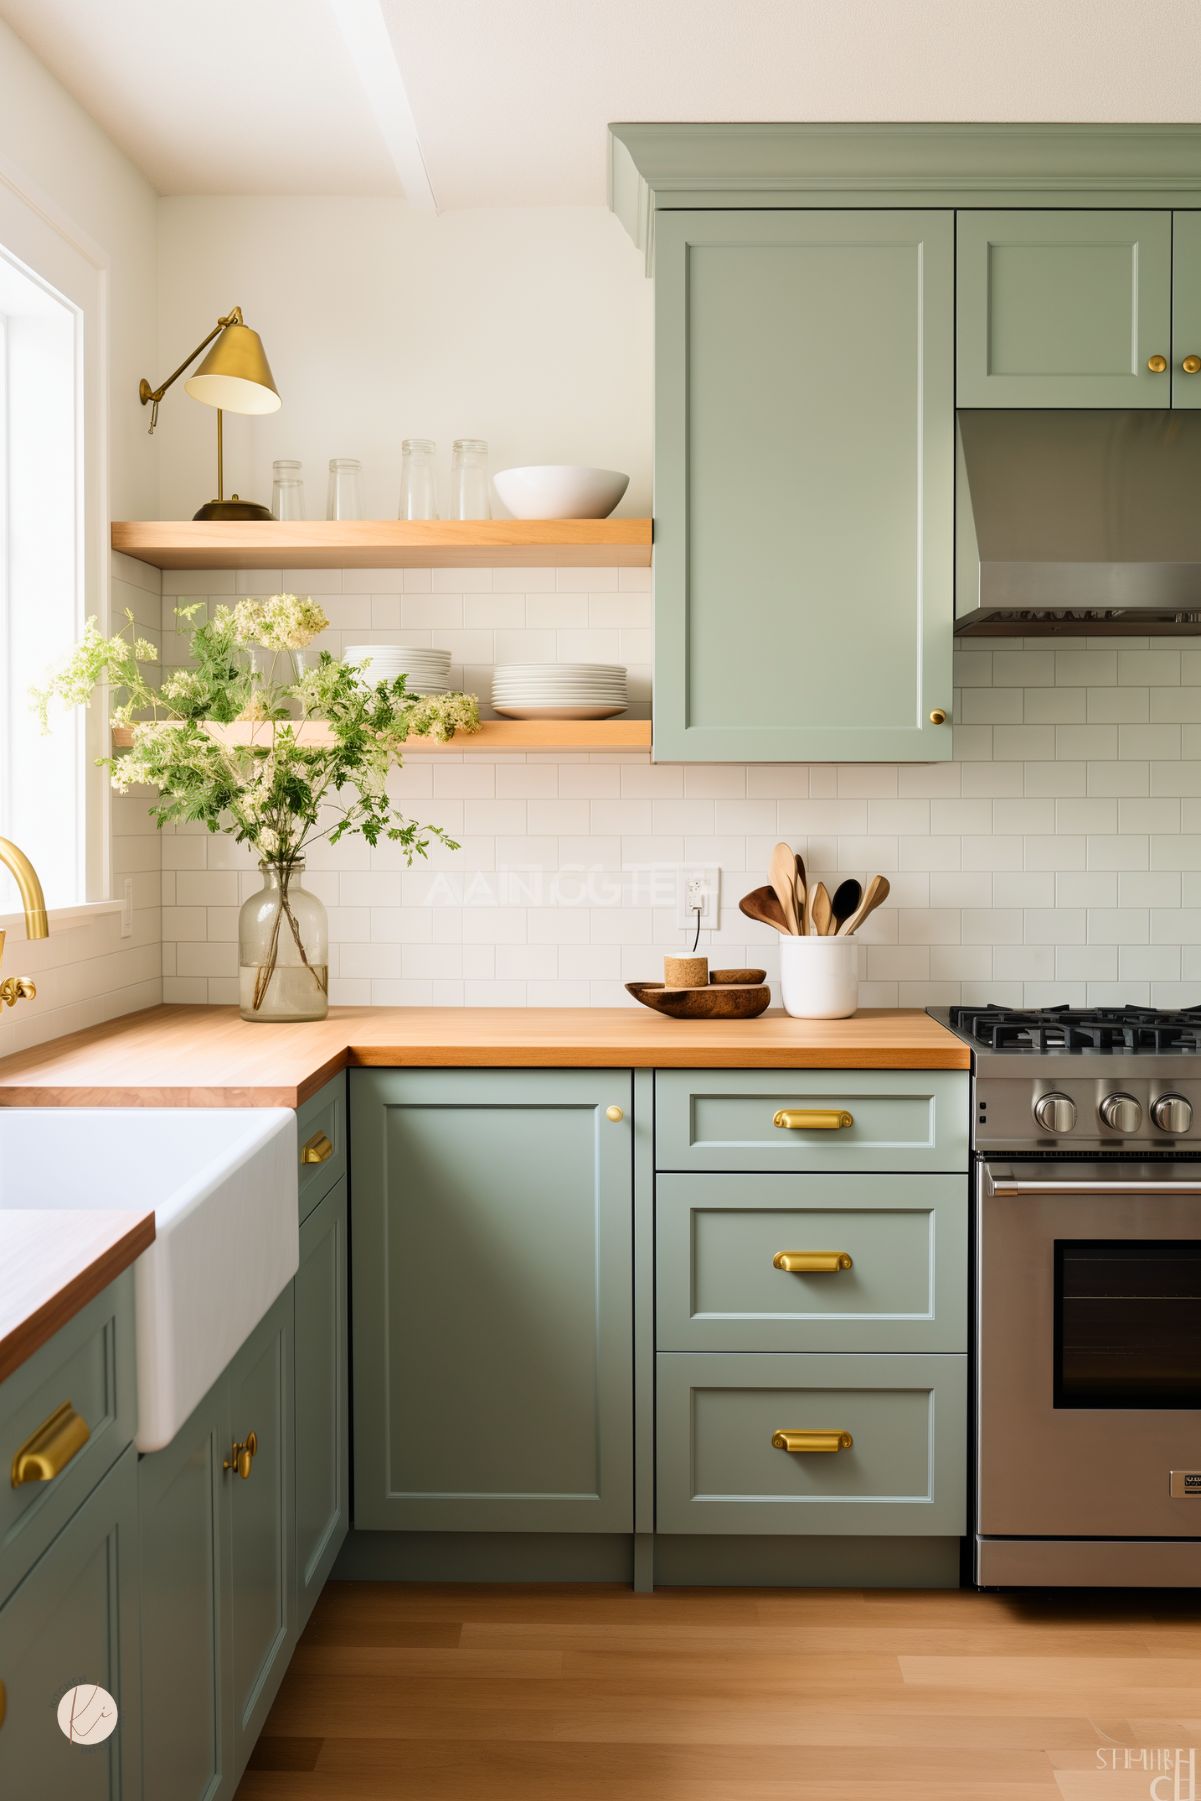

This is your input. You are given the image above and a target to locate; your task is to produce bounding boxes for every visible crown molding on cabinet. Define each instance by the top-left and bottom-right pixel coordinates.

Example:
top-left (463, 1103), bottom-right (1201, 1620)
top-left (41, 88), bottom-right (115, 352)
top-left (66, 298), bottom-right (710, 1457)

top-left (608, 122), bottom-right (1201, 269)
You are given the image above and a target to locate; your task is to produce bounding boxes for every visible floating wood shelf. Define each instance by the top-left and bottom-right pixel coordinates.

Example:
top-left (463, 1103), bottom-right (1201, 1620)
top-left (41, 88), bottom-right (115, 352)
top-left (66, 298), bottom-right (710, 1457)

top-left (111, 519), bottom-right (652, 570)
top-left (111, 719), bottom-right (652, 755)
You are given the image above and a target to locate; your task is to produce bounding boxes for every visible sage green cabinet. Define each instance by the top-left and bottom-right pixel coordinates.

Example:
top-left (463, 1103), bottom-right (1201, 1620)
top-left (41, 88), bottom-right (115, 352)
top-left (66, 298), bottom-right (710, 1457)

top-left (957, 209), bottom-right (1173, 407)
top-left (352, 1068), bottom-right (634, 1532)
top-left (0, 1444), bottom-right (141, 1801)
top-left (294, 1176), bottom-right (348, 1630)
top-left (653, 209), bottom-right (954, 762)
top-left (1173, 213), bottom-right (1201, 409)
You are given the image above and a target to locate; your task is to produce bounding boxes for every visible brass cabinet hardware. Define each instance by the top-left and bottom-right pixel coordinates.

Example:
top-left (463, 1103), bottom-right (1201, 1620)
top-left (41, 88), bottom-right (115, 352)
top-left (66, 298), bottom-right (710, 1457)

top-left (605, 1106), bottom-right (624, 1123)
top-left (1148, 353), bottom-right (1169, 373)
top-left (300, 1131), bottom-right (334, 1165)
top-left (1183, 355), bottom-right (1201, 374)
top-left (929, 708), bottom-right (948, 725)
top-left (11, 1401), bottom-right (90, 1487)
top-left (773, 1108), bottom-right (853, 1131)
top-left (772, 1250), bottom-right (854, 1273)
top-left (772, 1429), bottom-right (854, 1454)
top-left (224, 1429), bottom-right (258, 1480)
top-left (0, 977), bottom-right (35, 1008)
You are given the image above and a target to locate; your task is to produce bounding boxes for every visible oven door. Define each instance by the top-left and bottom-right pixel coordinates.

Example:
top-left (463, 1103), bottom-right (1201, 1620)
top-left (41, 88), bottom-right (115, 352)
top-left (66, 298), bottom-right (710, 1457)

top-left (978, 1162), bottom-right (1201, 1538)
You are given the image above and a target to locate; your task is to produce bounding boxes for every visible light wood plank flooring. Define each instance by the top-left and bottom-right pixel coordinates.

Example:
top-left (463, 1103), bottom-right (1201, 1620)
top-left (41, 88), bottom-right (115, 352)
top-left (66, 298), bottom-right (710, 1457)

top-left (236, 1582), bottom-right (1201, 1800)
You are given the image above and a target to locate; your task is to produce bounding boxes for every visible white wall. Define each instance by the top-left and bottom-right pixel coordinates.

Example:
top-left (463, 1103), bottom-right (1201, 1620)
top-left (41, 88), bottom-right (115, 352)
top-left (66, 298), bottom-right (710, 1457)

top-left (0, 20), bottom-right (162, 1050)
top-left (155, 199), bottom-right (652, 522)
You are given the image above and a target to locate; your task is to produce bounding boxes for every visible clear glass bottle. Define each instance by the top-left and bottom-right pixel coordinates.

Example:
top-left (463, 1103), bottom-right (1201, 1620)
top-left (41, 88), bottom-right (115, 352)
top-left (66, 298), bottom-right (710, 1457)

top-left (397, 438), bottom-right (438, 519)
top-left (327, 457), bottom-right (363, 521)
top-left (271, 459), bottom-right (305, 520)
top-left (238, 861), bottom-right (329, 1022)
top-left (449, 438), bottom-right (490, 519)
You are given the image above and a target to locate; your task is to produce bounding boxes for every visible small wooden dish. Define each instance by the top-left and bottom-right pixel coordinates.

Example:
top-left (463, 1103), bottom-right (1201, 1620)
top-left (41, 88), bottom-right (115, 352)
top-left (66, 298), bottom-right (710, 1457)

top-left (626, 971), bottom-right (771, 1019)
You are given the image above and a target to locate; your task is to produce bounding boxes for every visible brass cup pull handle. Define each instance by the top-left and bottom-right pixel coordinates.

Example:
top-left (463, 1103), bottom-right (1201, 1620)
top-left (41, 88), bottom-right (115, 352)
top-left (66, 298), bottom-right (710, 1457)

top-left (300, 1131), bottom-right (333, 1166)
top-left (773, 1108), bottom-right (853, 1131)
top-left (773, 1250), bottom-right (853, 1274)
top-left (11, 1400), bottom-right (90, 1487)
top-left (1148, 353), bottom-right (1168, 373)
top-left (224, 1429), bottom-right (258, 1480)
top-left (1183, 355), bottom-right (1201, 375)
top-left (772, 1429), bottom-right (854, 1454)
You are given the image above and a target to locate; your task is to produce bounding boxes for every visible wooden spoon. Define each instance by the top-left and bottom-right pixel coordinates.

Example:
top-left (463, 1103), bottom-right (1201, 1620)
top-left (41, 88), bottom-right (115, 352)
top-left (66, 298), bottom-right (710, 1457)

top-left (769, 841), bottom-right (800, 935)
top-left (809, 881), bottom-right (833, 937)
top-left (738, 885), bottom-right (791, 935)
top-left (829, 877), bottom-right (862, 935)
top-left (793, 852), bottom-right (808, 931)
top-left (837, 873), bottom-right (891, 936)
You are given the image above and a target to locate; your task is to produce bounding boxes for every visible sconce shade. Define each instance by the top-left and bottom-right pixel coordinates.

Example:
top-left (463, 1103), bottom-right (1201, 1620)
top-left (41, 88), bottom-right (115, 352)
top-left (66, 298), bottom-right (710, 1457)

top-left (184, 322), bottom-right (280, 415)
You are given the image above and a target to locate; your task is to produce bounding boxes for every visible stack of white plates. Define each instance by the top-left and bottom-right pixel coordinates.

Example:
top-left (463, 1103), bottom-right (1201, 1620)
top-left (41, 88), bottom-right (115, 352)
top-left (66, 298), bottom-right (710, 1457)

top-left (491, 663), bottom-right (628, 720)
top-left (344, 645), bottom-right (451, 695)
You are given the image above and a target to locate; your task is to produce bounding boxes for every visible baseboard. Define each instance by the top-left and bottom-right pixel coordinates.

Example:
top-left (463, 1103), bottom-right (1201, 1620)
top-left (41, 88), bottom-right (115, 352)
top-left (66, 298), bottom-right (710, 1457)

top-left (333, 1530), bottom-right (634, 1582)
top-left (652, 1535), bottom-right (963, 1588)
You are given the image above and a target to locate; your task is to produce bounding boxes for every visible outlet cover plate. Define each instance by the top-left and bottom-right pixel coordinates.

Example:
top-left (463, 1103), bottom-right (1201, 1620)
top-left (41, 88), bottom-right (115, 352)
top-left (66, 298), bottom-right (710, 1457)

top-left (675, 866), bottom-right (720, 932)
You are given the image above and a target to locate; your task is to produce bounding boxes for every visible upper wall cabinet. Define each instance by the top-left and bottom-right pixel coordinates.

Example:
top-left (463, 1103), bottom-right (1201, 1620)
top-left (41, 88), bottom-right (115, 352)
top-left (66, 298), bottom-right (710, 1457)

top-left (957, 209), bottom-right (1201, 408)
top-left (653, 211), bottom-right (954, 763)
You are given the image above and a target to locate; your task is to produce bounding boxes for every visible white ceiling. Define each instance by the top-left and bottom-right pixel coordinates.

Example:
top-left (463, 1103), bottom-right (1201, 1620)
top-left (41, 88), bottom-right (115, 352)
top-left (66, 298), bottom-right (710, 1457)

top-left (3, 0), bottom-right (1201, 208)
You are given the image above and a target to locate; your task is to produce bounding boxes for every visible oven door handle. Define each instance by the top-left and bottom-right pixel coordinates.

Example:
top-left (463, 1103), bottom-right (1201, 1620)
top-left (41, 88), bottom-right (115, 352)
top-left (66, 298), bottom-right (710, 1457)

top-left (990, 1179), bottom-right (1201, 1197)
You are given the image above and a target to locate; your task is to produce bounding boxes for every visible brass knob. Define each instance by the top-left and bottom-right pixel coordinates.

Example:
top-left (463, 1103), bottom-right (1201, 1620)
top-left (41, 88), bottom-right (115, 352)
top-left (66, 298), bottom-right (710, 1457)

top-left (224, 1429), bottom-right (258, 1480)
top-left (605, 1106), bottom-right (624, 1123)
top-left (1147, 354), bottom-right (1168, 373)
top-left (1183, 355), bottom-right (1201, 375)
top-left (929, 709), bottom-right (947, 726)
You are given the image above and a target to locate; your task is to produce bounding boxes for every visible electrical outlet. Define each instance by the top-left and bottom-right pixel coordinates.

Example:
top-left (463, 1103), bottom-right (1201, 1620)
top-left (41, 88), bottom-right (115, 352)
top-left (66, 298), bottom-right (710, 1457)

top-left (675, 867), bottom-right (720, 932)
top-left (120, 877), bottom-right (134, 938)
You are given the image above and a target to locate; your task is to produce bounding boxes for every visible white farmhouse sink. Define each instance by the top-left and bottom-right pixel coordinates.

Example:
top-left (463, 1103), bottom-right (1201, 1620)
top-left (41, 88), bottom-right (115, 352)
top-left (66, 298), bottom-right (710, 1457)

top-left (0, 1108), bottom-right (297, 1450)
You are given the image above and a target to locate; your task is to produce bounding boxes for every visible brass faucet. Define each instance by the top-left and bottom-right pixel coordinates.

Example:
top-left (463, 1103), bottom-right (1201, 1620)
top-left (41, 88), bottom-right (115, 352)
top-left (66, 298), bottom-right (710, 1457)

top-left (0, 837), bottom-right (48, 1008)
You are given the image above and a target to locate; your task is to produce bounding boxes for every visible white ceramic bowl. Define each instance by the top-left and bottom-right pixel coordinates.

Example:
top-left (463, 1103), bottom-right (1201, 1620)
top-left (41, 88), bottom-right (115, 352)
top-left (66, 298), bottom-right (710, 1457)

top-left (778, 936), bottom-right (860, 1020)
top-left (492, 465), bottom-right (630, 520)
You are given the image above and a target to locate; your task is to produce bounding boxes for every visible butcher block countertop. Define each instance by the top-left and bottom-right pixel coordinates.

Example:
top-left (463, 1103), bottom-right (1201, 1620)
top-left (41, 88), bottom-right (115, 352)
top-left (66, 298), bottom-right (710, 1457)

top-left (0, 1209), bottom-right (154, 1384)
top-left (0, 1004), bottom-right (969, 1108)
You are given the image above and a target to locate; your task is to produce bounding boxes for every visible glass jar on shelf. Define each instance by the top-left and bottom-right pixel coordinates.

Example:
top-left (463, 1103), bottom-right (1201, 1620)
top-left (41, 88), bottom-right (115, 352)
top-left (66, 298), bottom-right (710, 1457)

top-left (397, 438), bottom-right (438, 519)
top-left (271, 459), bottom-right (305, 520)
top-left (449, 438), bottom-right (490, 519)
top-left (327, 457), bottom-right (363, 521)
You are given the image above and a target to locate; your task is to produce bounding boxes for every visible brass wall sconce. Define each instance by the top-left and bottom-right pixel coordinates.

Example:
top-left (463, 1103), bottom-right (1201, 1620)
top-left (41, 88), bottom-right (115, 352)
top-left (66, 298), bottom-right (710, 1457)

top-left (139, 306), bottom-right (281, 520)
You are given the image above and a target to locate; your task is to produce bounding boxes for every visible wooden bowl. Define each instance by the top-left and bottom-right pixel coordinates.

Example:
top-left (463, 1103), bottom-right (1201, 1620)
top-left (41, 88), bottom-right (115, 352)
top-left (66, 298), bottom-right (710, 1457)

top-left (625, 979), bottom-right (771, 1020)
top-left (710, 967), bottom-right (766, 985)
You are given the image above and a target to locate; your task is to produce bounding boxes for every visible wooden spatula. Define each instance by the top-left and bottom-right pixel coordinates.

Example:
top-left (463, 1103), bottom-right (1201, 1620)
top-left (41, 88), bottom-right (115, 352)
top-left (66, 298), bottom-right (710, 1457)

top-left (837, 873), bottom-right (891, 936)
top-left (769, 841), bottom-right (800, 934)
top-left (809, 881), bottom-right (833, 937)
top-left (738, 885), bottom-right (791, 935)
top-left (794, 852), bottom-right (808, 931)
top-left (830, 877), bottom-right (862, 935)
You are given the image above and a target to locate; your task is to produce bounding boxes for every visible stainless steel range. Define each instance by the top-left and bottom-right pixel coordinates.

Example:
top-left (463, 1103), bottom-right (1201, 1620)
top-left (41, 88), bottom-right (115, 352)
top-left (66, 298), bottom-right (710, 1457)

top-left (931, 1004), bottom-right (1201, 1588)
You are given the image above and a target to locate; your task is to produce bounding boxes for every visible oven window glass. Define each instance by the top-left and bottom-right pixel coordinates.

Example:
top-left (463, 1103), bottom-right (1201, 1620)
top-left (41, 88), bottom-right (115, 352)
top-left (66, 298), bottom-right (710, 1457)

top-left (1055, 1241), bottom-right (1201, 1409)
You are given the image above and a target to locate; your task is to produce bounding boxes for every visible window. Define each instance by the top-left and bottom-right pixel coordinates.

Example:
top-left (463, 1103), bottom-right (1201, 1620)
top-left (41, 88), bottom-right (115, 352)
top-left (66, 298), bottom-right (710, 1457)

top-left (0, 181), bottom-right (105, 916)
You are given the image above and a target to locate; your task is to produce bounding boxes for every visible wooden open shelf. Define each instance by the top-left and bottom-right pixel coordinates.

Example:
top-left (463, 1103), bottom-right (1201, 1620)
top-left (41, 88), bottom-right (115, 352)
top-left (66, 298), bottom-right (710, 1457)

top-left (111, 719), bottom-right (652, 755)
top-left (111, 518), bottom-right (652, 570)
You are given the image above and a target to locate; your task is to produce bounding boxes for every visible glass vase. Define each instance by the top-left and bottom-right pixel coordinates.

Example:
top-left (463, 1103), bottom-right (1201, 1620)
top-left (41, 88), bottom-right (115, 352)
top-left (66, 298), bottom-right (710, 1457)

top-left (239, 861), bottom-right (329, 1022)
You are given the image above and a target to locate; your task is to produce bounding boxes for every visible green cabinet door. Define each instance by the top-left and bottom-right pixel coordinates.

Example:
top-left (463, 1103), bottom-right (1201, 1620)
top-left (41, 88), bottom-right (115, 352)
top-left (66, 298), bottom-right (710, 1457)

top-left (0, 1445), bottom-right (141, 1801)
top-left (352, 1068), bottom-right (634, 1532)
top-left (295, 1178), bottom-right (348, 1631)
top-left (653, 209), bottom-right (954, 762)
top-left (957, 209), bottom-right (1172, 407)
top-left (1173, 213), bottom-right (1201, 408)
top-left (226, 1284), bottom-right (294, 1773)
top-left (139, 1377), bottom-right (229, 1801)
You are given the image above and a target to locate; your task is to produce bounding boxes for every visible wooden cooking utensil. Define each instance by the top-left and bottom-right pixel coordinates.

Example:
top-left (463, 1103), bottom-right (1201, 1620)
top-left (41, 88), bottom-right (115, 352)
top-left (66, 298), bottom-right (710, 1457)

top-left (829, 877), bottom-right (862, 935)
top-left (809, 881), bottom-right (833, 937)
top-left (793, 852), bottom-right (808, 932)
top-left (769, 842), bottom-right (800, 935)
top-left (837, 873), bottom-right (891, 936)
top-left (738, 885), bottom-right (791, 935)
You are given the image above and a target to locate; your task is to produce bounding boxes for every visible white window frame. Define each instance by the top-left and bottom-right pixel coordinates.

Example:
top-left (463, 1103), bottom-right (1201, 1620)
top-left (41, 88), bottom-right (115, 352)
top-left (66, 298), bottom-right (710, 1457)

top-left (0, 159), bottom-right (110, 918)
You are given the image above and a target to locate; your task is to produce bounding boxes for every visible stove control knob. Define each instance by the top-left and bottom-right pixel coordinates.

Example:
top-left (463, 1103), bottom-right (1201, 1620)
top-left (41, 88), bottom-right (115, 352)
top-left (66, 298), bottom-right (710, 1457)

top-left (1033, 1092), bottom-right (1076, 1134)
top-left (1152, 1093), bottom-right (1193, 1136)
top-left (1100, 1092), bottom-right (1143, 1134)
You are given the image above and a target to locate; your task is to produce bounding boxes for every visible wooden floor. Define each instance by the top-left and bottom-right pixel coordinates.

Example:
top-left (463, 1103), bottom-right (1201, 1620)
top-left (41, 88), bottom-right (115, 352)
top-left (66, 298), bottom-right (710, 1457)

top-left (236, 1581), bottom-right (1201, 1801)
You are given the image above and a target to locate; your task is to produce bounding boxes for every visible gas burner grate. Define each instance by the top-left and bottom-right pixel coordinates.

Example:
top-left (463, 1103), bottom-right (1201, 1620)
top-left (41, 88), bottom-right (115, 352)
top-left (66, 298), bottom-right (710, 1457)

top-left (948, 1003), bottom-right (1201, 1055)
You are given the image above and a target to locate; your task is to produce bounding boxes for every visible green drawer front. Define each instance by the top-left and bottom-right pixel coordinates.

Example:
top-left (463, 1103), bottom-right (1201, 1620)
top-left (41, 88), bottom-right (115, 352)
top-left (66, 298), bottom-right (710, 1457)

top-left (297, 1071), bottom-right (347, 1221)
top-left (0, 1273), bottom-right (135, 1607)
top-left (656, 1351), bottom-right (966, 1536)
top-left (654, 1070), bottom-right (969, 1174)
top-left (657, 1174), bottom-right (967, 1353)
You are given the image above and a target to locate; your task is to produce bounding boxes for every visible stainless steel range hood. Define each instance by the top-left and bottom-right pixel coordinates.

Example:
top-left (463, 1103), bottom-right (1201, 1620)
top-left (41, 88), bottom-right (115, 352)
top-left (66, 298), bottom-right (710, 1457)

top-left (955, 410), bottom-right (1201, 635)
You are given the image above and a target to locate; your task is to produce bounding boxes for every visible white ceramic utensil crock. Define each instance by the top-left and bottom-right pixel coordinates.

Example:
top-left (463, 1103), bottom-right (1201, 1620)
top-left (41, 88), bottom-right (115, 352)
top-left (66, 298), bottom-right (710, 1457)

top-left (779, 936), bottom-right (859, 1019)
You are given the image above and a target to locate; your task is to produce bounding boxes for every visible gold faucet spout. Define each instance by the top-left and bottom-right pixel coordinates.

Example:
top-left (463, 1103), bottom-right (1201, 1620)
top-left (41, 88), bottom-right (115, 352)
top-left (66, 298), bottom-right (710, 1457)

top-left (0, 838), bottom-right (49, 940)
